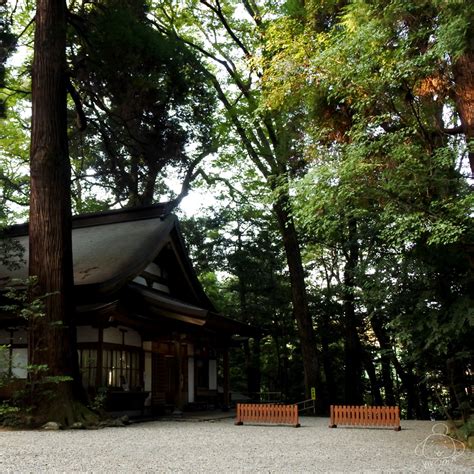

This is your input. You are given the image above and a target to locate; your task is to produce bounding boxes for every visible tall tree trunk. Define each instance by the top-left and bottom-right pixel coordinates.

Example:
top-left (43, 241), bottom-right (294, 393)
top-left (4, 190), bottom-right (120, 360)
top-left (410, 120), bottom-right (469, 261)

top-left (370, 313), bottom-right (396, 405)
top-left (380, 354), bottom-right (396, 406)
top-left (392, 359), bottom-right (418, 419)
top-left (342, 217), bottom-right (364, 405)
top-left (273, 195), bottom-right (326, 411)
top-left (363, 352), bottom-right (383, 406)
top-left (235, 227), bottom-right (261, 397)
top-left (452, 50), bottom-right (474, 176)
top-left (29, 0), bottom-right (90, 425)
top-left (244, 339), bottom-right (261, 396)
top-left (270, 263), bottom-right (289, 399)
top-left (447, 356), bottom-right (471, 423)
top-left (417, 376), bottom-right (431, 420)
top-left (320, 311), bottom-right (336, 403)
top-left (252, 337), bottom-right (261, 395)
top-left (272, 323), bottom-right (290, 400)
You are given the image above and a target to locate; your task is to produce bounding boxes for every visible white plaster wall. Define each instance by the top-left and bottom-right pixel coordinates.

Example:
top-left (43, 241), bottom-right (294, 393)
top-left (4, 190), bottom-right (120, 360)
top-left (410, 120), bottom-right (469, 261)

top-left (144, 262), bottom-right (162, 276)
top-left (209, 359), bottom-right (217, 390)
top-left (125, 328), bottom-right (141, 347)
top-left (133, 275), bottom-right (170, 293)
top-left (133, 276), bottom-right (147, 286)
top-left (151, 282), bottom-right (170, 293)
top-left (103, 327), bottom-right (122, 344)
top-left (144, 352), bottom-right (152, 392)
top-left (188, 357), bottom-right (195, 403)
top-left (12, 348), bottom-right (27, 378)
top-left (103, 326), bottom-right (141, 347)
top-left (76, 326), bottom-right (98, 343)
top-left (0, 347), bottom-right (27, 379)
top-left (0, 331), bottom-right (8, 345)
top-left (0, 329), bottom-right (28, 345)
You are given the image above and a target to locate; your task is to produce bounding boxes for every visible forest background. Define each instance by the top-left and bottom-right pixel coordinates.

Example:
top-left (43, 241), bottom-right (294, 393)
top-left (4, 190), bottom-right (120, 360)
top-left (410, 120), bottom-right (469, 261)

top-left (0, 0), bottom-right (472, 429)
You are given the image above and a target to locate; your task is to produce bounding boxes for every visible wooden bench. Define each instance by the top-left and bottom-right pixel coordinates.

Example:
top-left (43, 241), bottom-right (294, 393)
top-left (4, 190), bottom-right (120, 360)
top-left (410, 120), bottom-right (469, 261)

top-left (235, 403), bottom-right (300, 428)
top-left (329, 404), bottom-right (401, 431)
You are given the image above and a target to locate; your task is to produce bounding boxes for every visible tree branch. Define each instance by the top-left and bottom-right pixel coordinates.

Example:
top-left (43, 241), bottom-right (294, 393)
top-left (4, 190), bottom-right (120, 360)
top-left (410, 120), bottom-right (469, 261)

top-left (200, 0), bottom-right (251, 58)
top-left (12, 15), bottom-right (35, 49)
top-left (165, 146), bottom-right (218, 212)
top-left (242, 0), bottom-right (263, 29)
top-left (66, 76), bottom-right (87, 131)
top-left (197, 168), bottom-right (246, 200)
top-left (441, 125), bottom-right (464, 135)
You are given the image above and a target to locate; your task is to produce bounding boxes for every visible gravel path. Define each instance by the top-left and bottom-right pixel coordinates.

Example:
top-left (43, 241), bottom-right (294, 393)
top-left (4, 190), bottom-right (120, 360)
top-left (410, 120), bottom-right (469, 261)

top-left (0, 417), bottom-right (472, 472)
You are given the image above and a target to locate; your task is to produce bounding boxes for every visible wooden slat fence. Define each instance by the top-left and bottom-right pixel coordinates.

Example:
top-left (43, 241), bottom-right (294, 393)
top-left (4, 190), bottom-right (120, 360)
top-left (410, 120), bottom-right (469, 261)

top-left (329, 405), bottom-right (401, 431)
top-left (235, 403), bottom-right (300, 427)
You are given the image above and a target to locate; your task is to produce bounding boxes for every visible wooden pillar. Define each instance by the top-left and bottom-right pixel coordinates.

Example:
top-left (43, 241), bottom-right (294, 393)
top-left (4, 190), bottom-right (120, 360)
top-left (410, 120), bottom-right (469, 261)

top-left (95, 326), bottom-right (103, 388)
top-left (8, 329), bottom-right (14, 377)
top-left (223, 346), bottom-right (230, 411)
top-left (173, 338), bottom-right (184, 413)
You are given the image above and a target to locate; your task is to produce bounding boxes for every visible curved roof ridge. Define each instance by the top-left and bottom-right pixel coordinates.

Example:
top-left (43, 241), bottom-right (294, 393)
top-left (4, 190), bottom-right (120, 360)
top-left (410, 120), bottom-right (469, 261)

top-left (3, 203), bottom-right (172, 237)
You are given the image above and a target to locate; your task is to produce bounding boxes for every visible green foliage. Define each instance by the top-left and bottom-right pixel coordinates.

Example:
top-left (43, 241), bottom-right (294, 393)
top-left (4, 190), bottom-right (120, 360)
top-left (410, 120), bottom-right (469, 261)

top-left (0, 278), bottom-right (75, 424)
top-left (0, 88), bottom-right (31, 220)
top-left (68, 0), bottom-right (217, 207)
top-left (0, 401), bottom-right (19, 417)
top-left (0, 5), bottom-right (33, 220)
top-left (262, 0), bottom-right (474, 415)
top-left (88, 387), bottom-right (108, 413)
top-left (2, 277), bottom-right (50, 321)
top-left (0, 0), bottom-right (18, 117)
top-left (455, 416), bottom-right (474, 442)
top-left (170, 0), bottom-right (472, 413)
top-left (181, 197), bottom-right (301, 397)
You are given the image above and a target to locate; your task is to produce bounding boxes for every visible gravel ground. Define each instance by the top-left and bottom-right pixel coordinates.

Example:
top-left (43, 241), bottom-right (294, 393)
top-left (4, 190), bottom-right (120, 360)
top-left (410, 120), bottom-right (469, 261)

top-left (0, 417), bottom-right (472, 473)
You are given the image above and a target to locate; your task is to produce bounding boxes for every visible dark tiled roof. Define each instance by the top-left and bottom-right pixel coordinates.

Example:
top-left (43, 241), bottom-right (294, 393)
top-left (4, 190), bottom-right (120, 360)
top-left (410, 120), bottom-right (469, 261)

top-left (0, 205), bottom-right (175, 293)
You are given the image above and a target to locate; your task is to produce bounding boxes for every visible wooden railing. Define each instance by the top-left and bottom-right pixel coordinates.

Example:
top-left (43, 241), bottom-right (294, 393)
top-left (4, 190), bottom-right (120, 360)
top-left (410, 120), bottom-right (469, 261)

top-left (247, 391), bottom-right (283, 403)
top-left (329, 405), bottom-right (401, 431)
top-left (235, 403), bottom-right (300, 428)
top-left (296, 398), bottom-right (316, 415)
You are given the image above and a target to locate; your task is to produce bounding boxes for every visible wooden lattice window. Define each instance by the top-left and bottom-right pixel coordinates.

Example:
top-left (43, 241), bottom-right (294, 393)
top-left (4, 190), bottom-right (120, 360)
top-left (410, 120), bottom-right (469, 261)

top-left (78, 348), bottom-right (97, 388)
top-left (103, 348), bottom-right (140, 390)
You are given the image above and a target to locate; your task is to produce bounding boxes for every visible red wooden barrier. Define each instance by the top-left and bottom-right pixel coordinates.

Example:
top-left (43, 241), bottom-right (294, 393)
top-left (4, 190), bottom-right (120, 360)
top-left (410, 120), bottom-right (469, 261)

top-left (329, 405), bottom-right (401, 431)
top-left (235, 403), bottom-right (300, 428)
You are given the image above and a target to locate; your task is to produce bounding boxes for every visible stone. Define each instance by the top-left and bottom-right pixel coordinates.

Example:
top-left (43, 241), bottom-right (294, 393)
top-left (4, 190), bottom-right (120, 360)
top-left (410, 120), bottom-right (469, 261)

top-left (42, 422), bottom-right (61, 430)
top-left (71, 422), bottom-right (84, 430)
top-left (99, 418), bottom-right (124, 428)
top-left (119, 415), bottom-right (130, 425)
